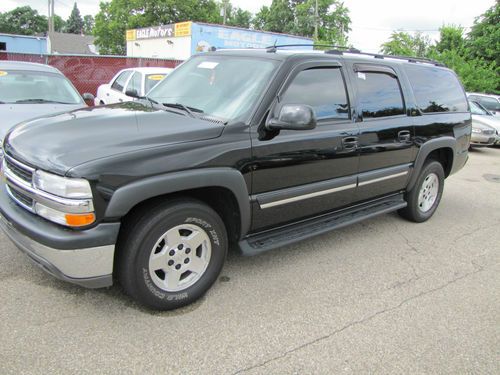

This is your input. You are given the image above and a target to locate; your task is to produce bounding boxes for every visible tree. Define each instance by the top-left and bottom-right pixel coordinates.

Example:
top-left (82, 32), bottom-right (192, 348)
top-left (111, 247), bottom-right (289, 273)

top-left (82, 15), bottom-right (94, 35)
top-left (0, 6), bottom-right (47, 35)
top-left (257, 0), bottom-right (295, 34)
top-left (225, 7), bottom-right (253, 29)
top-left (380, 31), bottom-right (432, 57)
top-left (53, 15), bottom-right (66, 32)
top-left (66, 2), bottom-right (84, 34)
top-left (435, 25), bottom-right (465, 53)
top-left (293, 0), bottom-right (350, 45)
top-left (467, 2), bottom-right (499, 68)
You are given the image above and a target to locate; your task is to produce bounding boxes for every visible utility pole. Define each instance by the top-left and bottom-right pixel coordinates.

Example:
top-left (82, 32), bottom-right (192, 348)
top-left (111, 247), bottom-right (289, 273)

top-left (222, 0), bottom-right (229, 25)
top-left (314, 0), bottom-right (319, 40)
top-left (47, 0), bottom-right (54, 33)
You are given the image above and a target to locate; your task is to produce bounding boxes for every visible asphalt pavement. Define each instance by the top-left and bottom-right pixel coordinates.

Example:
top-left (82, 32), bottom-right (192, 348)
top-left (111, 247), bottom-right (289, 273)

top-left (1, 147), bottom-right (499, 374)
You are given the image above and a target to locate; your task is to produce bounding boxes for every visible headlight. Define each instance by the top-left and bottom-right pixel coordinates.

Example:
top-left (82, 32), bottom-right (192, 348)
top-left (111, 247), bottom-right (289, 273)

top-left (34, 203), bottom-right (96, 227)
top-left (33, 170), bottom-right (92, 198)
top-left (471, 128), bottom-right (482, 134)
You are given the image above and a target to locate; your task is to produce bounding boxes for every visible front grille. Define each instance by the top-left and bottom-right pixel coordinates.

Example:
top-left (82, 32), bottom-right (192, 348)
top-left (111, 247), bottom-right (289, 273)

top-left (5, 157), bottom-right (33, 183)
top-left (8, 187), bottom-right (33, 208)
top-left (482, 129), bottom-right (495, 135)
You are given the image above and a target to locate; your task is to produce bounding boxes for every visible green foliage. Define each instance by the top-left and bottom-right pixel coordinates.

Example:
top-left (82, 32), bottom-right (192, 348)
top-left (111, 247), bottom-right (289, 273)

top-left (66, 3), bottom-right (84, 34)
top-left (254, 0), bottom-right (350, 45)
top-left (54, 15), bottom-right (66, 33)
top-left (467, 1), bottom-right (499, 67)
top-left (380, 31), bottom-right (432, 57)
top-left (0, 6), bottom-right (47, 35)
top-left (381, 11), bottom-right (499, 94)
top-left (82, 15), bottom-right (94, 35)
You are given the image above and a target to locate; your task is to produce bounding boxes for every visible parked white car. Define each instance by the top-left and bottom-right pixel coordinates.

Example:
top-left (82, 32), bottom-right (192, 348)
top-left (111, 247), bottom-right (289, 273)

top-left (95, 67), bottom-right (173, 105)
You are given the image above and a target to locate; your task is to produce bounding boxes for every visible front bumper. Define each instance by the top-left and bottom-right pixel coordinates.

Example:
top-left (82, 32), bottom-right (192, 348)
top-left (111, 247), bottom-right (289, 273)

top-left (0, 182), bottom-right (120, 288)
top-left (470, 133), bottom-right (495, 147)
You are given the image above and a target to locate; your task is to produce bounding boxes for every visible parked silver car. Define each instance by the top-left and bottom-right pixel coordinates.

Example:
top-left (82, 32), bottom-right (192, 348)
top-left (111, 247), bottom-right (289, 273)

top-left (0, 61), bottom-right (93, 156)
top-left (467, 92), bottom-right (500, 117)
top-left (470, 100), bottom-right (500, 145)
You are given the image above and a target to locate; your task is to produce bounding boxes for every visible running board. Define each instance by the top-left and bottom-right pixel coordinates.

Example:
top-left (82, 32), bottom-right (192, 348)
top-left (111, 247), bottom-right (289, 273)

top-left (239, 193), bottom-right (407, 256)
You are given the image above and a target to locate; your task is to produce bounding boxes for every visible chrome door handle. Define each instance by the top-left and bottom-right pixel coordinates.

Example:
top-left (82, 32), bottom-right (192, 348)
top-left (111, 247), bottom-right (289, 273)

top-left (398, 130), bottom-right (411, 142)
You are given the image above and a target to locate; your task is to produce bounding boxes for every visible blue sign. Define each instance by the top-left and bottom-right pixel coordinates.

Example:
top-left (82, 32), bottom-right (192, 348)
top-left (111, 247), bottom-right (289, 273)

top-left (190, 23), bottom-right (313, 55)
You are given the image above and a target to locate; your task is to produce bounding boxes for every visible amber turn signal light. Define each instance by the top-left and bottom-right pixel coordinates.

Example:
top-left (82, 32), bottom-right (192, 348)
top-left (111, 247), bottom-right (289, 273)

top-left (65, 213), bottom-right (96, 227)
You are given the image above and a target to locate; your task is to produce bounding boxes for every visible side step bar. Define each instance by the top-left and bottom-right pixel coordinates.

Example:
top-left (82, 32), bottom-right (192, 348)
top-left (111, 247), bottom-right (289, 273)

top-left (238, 193), bottom-right (407, 256)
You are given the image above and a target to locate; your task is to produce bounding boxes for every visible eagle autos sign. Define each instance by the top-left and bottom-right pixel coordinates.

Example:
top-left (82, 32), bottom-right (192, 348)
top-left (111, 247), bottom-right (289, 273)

top-left (126, 22), bottom-right (192, 41)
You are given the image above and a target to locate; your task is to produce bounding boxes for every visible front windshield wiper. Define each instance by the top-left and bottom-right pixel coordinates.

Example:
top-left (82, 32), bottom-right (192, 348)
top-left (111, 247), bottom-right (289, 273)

top-left (15, 99), bottom-right (72, 104)
top-left (162, 103), bottom-right (204, 118)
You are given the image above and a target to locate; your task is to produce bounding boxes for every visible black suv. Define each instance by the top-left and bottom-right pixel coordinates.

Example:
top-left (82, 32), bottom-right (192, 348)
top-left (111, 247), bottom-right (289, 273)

top-left (0, 48), bottom-right (471, 310)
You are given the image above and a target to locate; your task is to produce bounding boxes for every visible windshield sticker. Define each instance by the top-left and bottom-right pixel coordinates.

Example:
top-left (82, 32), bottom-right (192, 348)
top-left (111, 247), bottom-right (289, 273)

top-left (197, 61), bottom-right (219, 69)
top-left (0, 71), bottom-right (8, 77)
top-left (357, 72), bottom-right (366, 80)
top-left (147, 74), bottom-right (165, 81)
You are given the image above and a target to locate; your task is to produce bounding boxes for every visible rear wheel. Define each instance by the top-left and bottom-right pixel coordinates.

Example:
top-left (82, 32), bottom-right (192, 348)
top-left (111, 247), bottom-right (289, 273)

top-left (399, 160), bottom-right (444, 222)
top-left (117, 199), bottom-right (227, 310)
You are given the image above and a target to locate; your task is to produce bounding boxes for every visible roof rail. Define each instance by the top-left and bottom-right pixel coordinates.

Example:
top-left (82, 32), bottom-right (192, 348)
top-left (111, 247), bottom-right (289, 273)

top-left (264, 43), bottom-right (445, 67)
top-left (265, 43), bottom-right (353, 53)
top-left (327, 49), bottom-right (445, 67)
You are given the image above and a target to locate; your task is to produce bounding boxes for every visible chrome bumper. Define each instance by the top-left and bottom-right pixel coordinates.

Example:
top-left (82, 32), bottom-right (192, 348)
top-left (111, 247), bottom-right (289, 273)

top-left (0, 212), bottom-right (114, 288)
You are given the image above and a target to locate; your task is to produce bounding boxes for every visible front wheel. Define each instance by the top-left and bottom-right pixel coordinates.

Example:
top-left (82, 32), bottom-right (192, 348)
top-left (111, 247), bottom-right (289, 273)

top-left (399, 161), bottom-right (445, 222)
top-left (117, 199), bottom-right (227, 310)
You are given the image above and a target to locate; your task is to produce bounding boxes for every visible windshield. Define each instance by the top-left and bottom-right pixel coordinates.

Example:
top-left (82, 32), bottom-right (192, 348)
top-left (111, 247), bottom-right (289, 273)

top-left (145, 73), bottom-right (168, 94)
top-left (473, 96), bottom-right (500, 112)
top-left (0, 70), bottom-right (83, 104)
top-left (148, 55), bottom-right (279, 121)
top-left (469, 101), bottom-right (490, 115)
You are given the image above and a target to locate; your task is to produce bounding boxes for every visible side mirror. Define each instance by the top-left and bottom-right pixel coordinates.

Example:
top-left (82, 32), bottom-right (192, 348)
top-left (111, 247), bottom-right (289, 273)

top-left (82, 93), bottom-right (94, 106)
top-left (266, 104), bottom-right (317, 131)
top-left (125, 89), bottom-right (139, 98)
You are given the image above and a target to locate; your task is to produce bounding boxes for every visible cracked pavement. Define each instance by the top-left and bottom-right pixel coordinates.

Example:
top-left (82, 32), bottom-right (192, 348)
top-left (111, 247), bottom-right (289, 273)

top-left (1, 148), bottom-right (499, 374)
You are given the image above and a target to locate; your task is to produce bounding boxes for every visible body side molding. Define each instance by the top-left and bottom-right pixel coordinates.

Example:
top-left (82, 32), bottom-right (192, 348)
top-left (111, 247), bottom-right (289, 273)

top-left (104, 168), bottom-right (251, 237)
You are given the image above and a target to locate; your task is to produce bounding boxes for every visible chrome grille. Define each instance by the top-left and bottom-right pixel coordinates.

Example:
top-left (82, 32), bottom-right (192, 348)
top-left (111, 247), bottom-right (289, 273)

top-left (7, 186), bottom-right (34, 209)
top-left (5, 156), bottom-right (33, 183)
top-left (482, 129), bottom-right (495, 135)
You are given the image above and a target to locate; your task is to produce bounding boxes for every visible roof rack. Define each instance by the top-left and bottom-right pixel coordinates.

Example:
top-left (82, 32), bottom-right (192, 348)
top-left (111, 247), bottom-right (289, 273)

top-left (265, 43), bottom-right (445, 67)
top-left (265, 43), bottom-right (353, 53)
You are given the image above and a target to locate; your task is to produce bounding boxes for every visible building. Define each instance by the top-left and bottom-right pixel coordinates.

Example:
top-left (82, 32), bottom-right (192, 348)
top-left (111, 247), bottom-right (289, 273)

top-left (126, 22), bottom-right (313, 60)
top-left (0, 33), bottom-right (47, 54)
top-left (47, 32), bottom-right (98, 55)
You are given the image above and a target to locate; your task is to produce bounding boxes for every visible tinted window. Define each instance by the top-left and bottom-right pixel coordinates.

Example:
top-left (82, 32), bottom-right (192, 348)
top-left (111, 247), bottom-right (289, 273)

top-left (111, 71), bottom-right (132, 92)
top-left (126, 72), bottom-right (142, 94)
top-left (280, 68), bottom-right (349, 120)
top-left (356, 71), bottom-right (404, 118)
top-left (405, 66), bottom-right (467, 113)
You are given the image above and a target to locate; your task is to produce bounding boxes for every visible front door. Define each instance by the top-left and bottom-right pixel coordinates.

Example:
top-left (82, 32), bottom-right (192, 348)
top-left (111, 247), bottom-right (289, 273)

top-left (250, 62), bottom-right (360, 232)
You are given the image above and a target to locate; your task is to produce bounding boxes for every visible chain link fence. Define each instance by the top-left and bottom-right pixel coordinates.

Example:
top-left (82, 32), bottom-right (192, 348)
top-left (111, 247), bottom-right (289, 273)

top-left (0, 52), bottom-right (183, 97)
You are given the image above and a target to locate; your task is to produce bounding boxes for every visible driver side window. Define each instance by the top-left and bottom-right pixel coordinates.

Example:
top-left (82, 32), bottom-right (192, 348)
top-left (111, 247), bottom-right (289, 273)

top-left (280, 67), bottom-right (350, 121)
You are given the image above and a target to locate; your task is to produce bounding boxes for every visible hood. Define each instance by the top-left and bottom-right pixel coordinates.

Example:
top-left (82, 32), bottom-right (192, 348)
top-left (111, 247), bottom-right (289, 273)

top-left (0, 103), bottom-right (85, 141)
top-left (4, 102), bottom-right (224, 175)
top-left (472, 114), bottom-right (500, 132)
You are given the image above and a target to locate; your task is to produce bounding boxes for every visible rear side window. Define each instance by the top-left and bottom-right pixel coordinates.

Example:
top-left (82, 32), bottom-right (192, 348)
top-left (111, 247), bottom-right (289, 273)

top-left (405, 66), bottom-right (467, 113)
top-left (280, 67), bottom-right (349, 120)
top-left (356, 72), bottom-right (405, 118)
top-left (111, 71), bottom-right (132, 92)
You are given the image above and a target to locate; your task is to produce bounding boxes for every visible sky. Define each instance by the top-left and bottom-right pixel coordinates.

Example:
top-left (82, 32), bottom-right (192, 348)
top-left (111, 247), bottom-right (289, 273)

top-left (1, 0), bottom-right (496, 52)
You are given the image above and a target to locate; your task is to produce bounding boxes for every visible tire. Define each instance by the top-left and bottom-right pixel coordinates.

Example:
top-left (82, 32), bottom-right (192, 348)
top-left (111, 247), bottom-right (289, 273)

top-left (116, 199), bottom-right (227, 310)
top-left (398, 160), bottom-right (445, 223)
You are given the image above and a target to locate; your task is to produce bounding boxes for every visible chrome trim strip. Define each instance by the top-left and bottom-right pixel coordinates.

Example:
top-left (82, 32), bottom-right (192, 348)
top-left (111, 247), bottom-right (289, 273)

top-left (4, 167), bottom-right (94, 213)
top-left (358, 171), bottom-right (408, 186)
top-left (6, 185), bottom-right (34, 212)
top-left (260, 183), bottom-right (357, 209)
top-left (5, 154), bottom-right (35, 173)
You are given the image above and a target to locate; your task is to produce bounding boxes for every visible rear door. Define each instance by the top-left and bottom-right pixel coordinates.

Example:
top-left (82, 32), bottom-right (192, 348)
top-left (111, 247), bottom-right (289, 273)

top-left (347, 62), bottom-right (413, 201)
top-left (109, 70), bottom-right (133, 103)
top-left (250, 61), bottom-right (360, 231)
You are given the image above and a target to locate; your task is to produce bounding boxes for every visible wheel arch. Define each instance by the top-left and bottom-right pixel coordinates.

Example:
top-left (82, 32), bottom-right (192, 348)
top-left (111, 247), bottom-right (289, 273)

top-left (407, 137), bottom-right (456, 191)
top-left (104, 168), bottom-right (251, 239)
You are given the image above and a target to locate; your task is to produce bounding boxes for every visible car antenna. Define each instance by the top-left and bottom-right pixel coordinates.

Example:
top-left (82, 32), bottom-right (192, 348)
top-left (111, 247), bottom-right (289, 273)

top-left (267, 40), bottom-right (278, 53)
